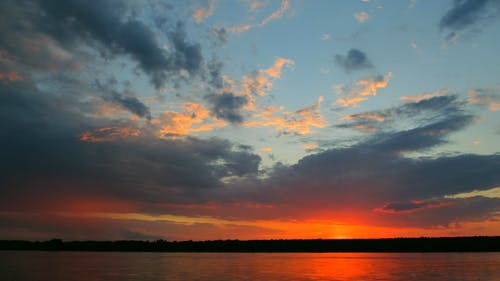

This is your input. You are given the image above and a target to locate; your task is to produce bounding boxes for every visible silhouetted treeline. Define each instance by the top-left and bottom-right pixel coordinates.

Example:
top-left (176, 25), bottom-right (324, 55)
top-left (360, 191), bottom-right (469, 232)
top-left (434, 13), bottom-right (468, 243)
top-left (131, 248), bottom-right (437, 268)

top-left (0, 237), bottom-right (499, 252)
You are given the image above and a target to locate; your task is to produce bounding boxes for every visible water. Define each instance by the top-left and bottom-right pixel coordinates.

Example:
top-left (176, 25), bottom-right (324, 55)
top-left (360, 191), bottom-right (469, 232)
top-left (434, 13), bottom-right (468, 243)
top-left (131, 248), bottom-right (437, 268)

top-left (1, 251), bottom-right (499, 281)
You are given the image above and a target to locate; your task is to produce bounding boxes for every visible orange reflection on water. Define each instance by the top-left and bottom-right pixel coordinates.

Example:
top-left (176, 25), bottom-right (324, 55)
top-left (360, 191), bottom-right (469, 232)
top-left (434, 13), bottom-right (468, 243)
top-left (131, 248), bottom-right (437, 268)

top-left (302, 253), bottom-right (393, 280)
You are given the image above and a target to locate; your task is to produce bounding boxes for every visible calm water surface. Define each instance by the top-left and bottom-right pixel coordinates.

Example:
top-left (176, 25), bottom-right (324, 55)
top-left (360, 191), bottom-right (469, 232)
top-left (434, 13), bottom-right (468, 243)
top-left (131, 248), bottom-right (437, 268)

top-left (1, 251), bottom-right (499, 281)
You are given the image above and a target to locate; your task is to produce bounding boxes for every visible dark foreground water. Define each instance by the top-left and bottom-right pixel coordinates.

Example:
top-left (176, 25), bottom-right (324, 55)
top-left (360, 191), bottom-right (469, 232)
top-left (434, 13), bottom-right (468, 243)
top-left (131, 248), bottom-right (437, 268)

top-left (1, 251), bottom-right (499, 281)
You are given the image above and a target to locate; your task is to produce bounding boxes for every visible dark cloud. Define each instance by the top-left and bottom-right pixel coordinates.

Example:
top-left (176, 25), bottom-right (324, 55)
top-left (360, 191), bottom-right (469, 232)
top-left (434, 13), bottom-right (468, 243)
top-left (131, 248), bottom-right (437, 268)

top-left (205, 92), bottom-right (248, 124)
top-left (335, 48), bottom-right (374, 72)
top-left (439, 0), bottom-right (500, 40)
top-left (0, 80), bottom-right (260, 210)
top-left (207, 59), bottom-right (224, 89)
top-left (241, 95), bottom-right (500, 226)
top-left (0, 0), bottom-right (205, 89)
top-left (371, 114), bottom-right (474, 152)
top-left (209, 27), bottom-right (228, 46)
top-left (337, 95), bottom-right (468, 134)
top-left (166, 21), bottom-right (204, 80)
top-left (96, 80), bottom-right (151, 120)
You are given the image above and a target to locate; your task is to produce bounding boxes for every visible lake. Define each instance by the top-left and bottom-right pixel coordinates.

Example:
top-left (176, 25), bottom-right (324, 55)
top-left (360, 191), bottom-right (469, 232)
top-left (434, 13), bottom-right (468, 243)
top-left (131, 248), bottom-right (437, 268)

top-left (1, 251), bottom-right (499, 280)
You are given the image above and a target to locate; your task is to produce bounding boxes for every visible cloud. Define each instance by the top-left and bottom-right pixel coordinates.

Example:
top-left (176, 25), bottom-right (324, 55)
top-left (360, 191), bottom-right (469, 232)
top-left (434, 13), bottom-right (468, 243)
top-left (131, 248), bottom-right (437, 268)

top-left (226, 57), bottom-right (294, 110)
top-left (244, 96), bottom-right (327, 135)
top-left (336, 114), bottom-right (382, 133)
top-left (337, 95), bottom-right (471, 136)
top-left (353, 11), bottom-right (370, 23)
top-left (335, 49), bottom-right (374, 73)
top-left (335, 72), bottom-right (392, 107)
top-left (205, 92), bottom-right (249, 124)
top-left (439, 0), bottom-right (500, 42)
top-left (0, 79), bottom-right (262, 212)
top-left (79, 127), bottom-right (140, 143)
top-left (400, 89), bottom-right (448, 102)
top-left (1, 75), bottom-right (499, 233)
top-left (248, 0), bottom-right (266, 11)
top-left (251, 98), bottom-right (499, 226)
top-left (223, 0), bottom-right (290, 34)
top-left (374, 199), bottom-right (451, 214)
top-left (260, 146), bottom-right (272, 153)
top-left (303, 143), bottom-right (319, 151)
top-left (468, 88), bottom-right (500, 111)
top-left (209, 27), bottom-right (228, 45)
top-left (340, 113), bottom-right (385, 122)
top-left (225, 24), bottom-right (254, 33)
top-left (410, 41), bottom-right (424, 56)
top-left (156, 102), bottom-right (227, 138)
top-left (0, 0), bottom-right (207, 90)
top-left (0, 72), bottom-right (23, 82)
top-left (260, 0), bottom-right (290, 26)
top-left (94, 80), bottom-right (152, 120)
top-left (192, 0), bottom-right (216, 23)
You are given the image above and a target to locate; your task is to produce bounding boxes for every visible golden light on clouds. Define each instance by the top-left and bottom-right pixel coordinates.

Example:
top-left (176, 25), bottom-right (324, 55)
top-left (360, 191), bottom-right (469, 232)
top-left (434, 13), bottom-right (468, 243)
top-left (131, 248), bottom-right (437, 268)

top-left (79, 127), bottom-right (140, 142)
top-left (157, 102), bottom-right (226, 138)
top-left (336, 72), bottom-right (392, 107)
top-left (244, 96), bottom-right (326, 135)
top-left (192, 0), bottom-right (216, 23)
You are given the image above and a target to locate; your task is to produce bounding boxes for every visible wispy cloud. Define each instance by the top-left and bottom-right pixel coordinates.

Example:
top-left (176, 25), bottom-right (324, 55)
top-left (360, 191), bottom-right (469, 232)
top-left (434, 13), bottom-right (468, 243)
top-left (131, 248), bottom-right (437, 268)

top-left (340, 113), bottom-right (385, 122)
top-left (79, 127), bottom-right (140, 143)
top-left (439, 0), bottom-right (500, 43)
top-left (192, 0), bottom-right (216, 23)
top-left (336, 72), bottom-right (392, 107)
top-left (225, 24), bottom-right (254, 33)
top-left (228, 57), bottom-right (294, 110)
top-left (468, 88), bottom-right (500, 111)
top-left (353, 11), bottom-right (370, 23)
top-left (260, 0), bottom-right (290, 26)
top-left (244, 96), bottom-right (326, 135)
top-left (225, 0), bottom-right (290, 34)
top-left (410, 41), bottom-right (424, 56)
top-left (400, 89), bottom-right (448, 102)
top-left (248, 0), bottom-right (266, 12)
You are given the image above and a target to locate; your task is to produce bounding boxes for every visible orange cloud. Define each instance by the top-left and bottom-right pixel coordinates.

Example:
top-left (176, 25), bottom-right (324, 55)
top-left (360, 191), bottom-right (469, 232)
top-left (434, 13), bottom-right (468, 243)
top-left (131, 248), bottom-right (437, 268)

top-left (260, 146), bottom-right (272, 153)
top-left (262, 57), bottom-right (294, 78)
top-left (304, 143), bottom-right (319, 151)
top-left (79, 127), bottom-right (140, 142)
top-left (223, 57), bottom-right (294, 110)
top-left (248, 0), bottom-right (266, 11)
top-left (156, 102), bottom-right (227, 138)
top-left (468, 88), bottom-right (500, 111)
top-left (336, 72), bottom-right (392, 107)
top-left (340, 113), bottom-right (385, 122)
top-left (244, 96), bottom-right (326, 135)
top-left (0, 71), bottom-right (23, 81)
top-left (400, 89), bottom-right (448, 102)
top-left (225, 24), bottom-right (253, 33)
top-left (353, 11), bottom-right (369, 23)
top-left (260, 0), bottom-right (290, 26)
top-left (224, 0), bottom-right (289, 34)
top-left (192, 0), bottom-right (216, 23)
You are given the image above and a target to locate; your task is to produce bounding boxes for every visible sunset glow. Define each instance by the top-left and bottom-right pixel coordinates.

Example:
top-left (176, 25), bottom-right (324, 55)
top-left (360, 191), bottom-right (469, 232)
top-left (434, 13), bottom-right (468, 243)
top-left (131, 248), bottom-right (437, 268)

top-left (0, 0), bottom-right (499, 241)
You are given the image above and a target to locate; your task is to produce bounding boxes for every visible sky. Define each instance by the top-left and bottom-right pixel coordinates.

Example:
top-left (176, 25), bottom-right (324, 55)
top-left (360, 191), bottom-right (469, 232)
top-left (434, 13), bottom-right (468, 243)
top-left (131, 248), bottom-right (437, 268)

top-left (0, 0), bottom-right (499, 241)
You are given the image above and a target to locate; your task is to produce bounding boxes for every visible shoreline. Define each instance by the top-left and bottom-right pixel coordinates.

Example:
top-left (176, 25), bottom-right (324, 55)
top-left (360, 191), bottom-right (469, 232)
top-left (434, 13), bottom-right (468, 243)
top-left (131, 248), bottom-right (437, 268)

top-left (1, 236), bottom-right (499, 253)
